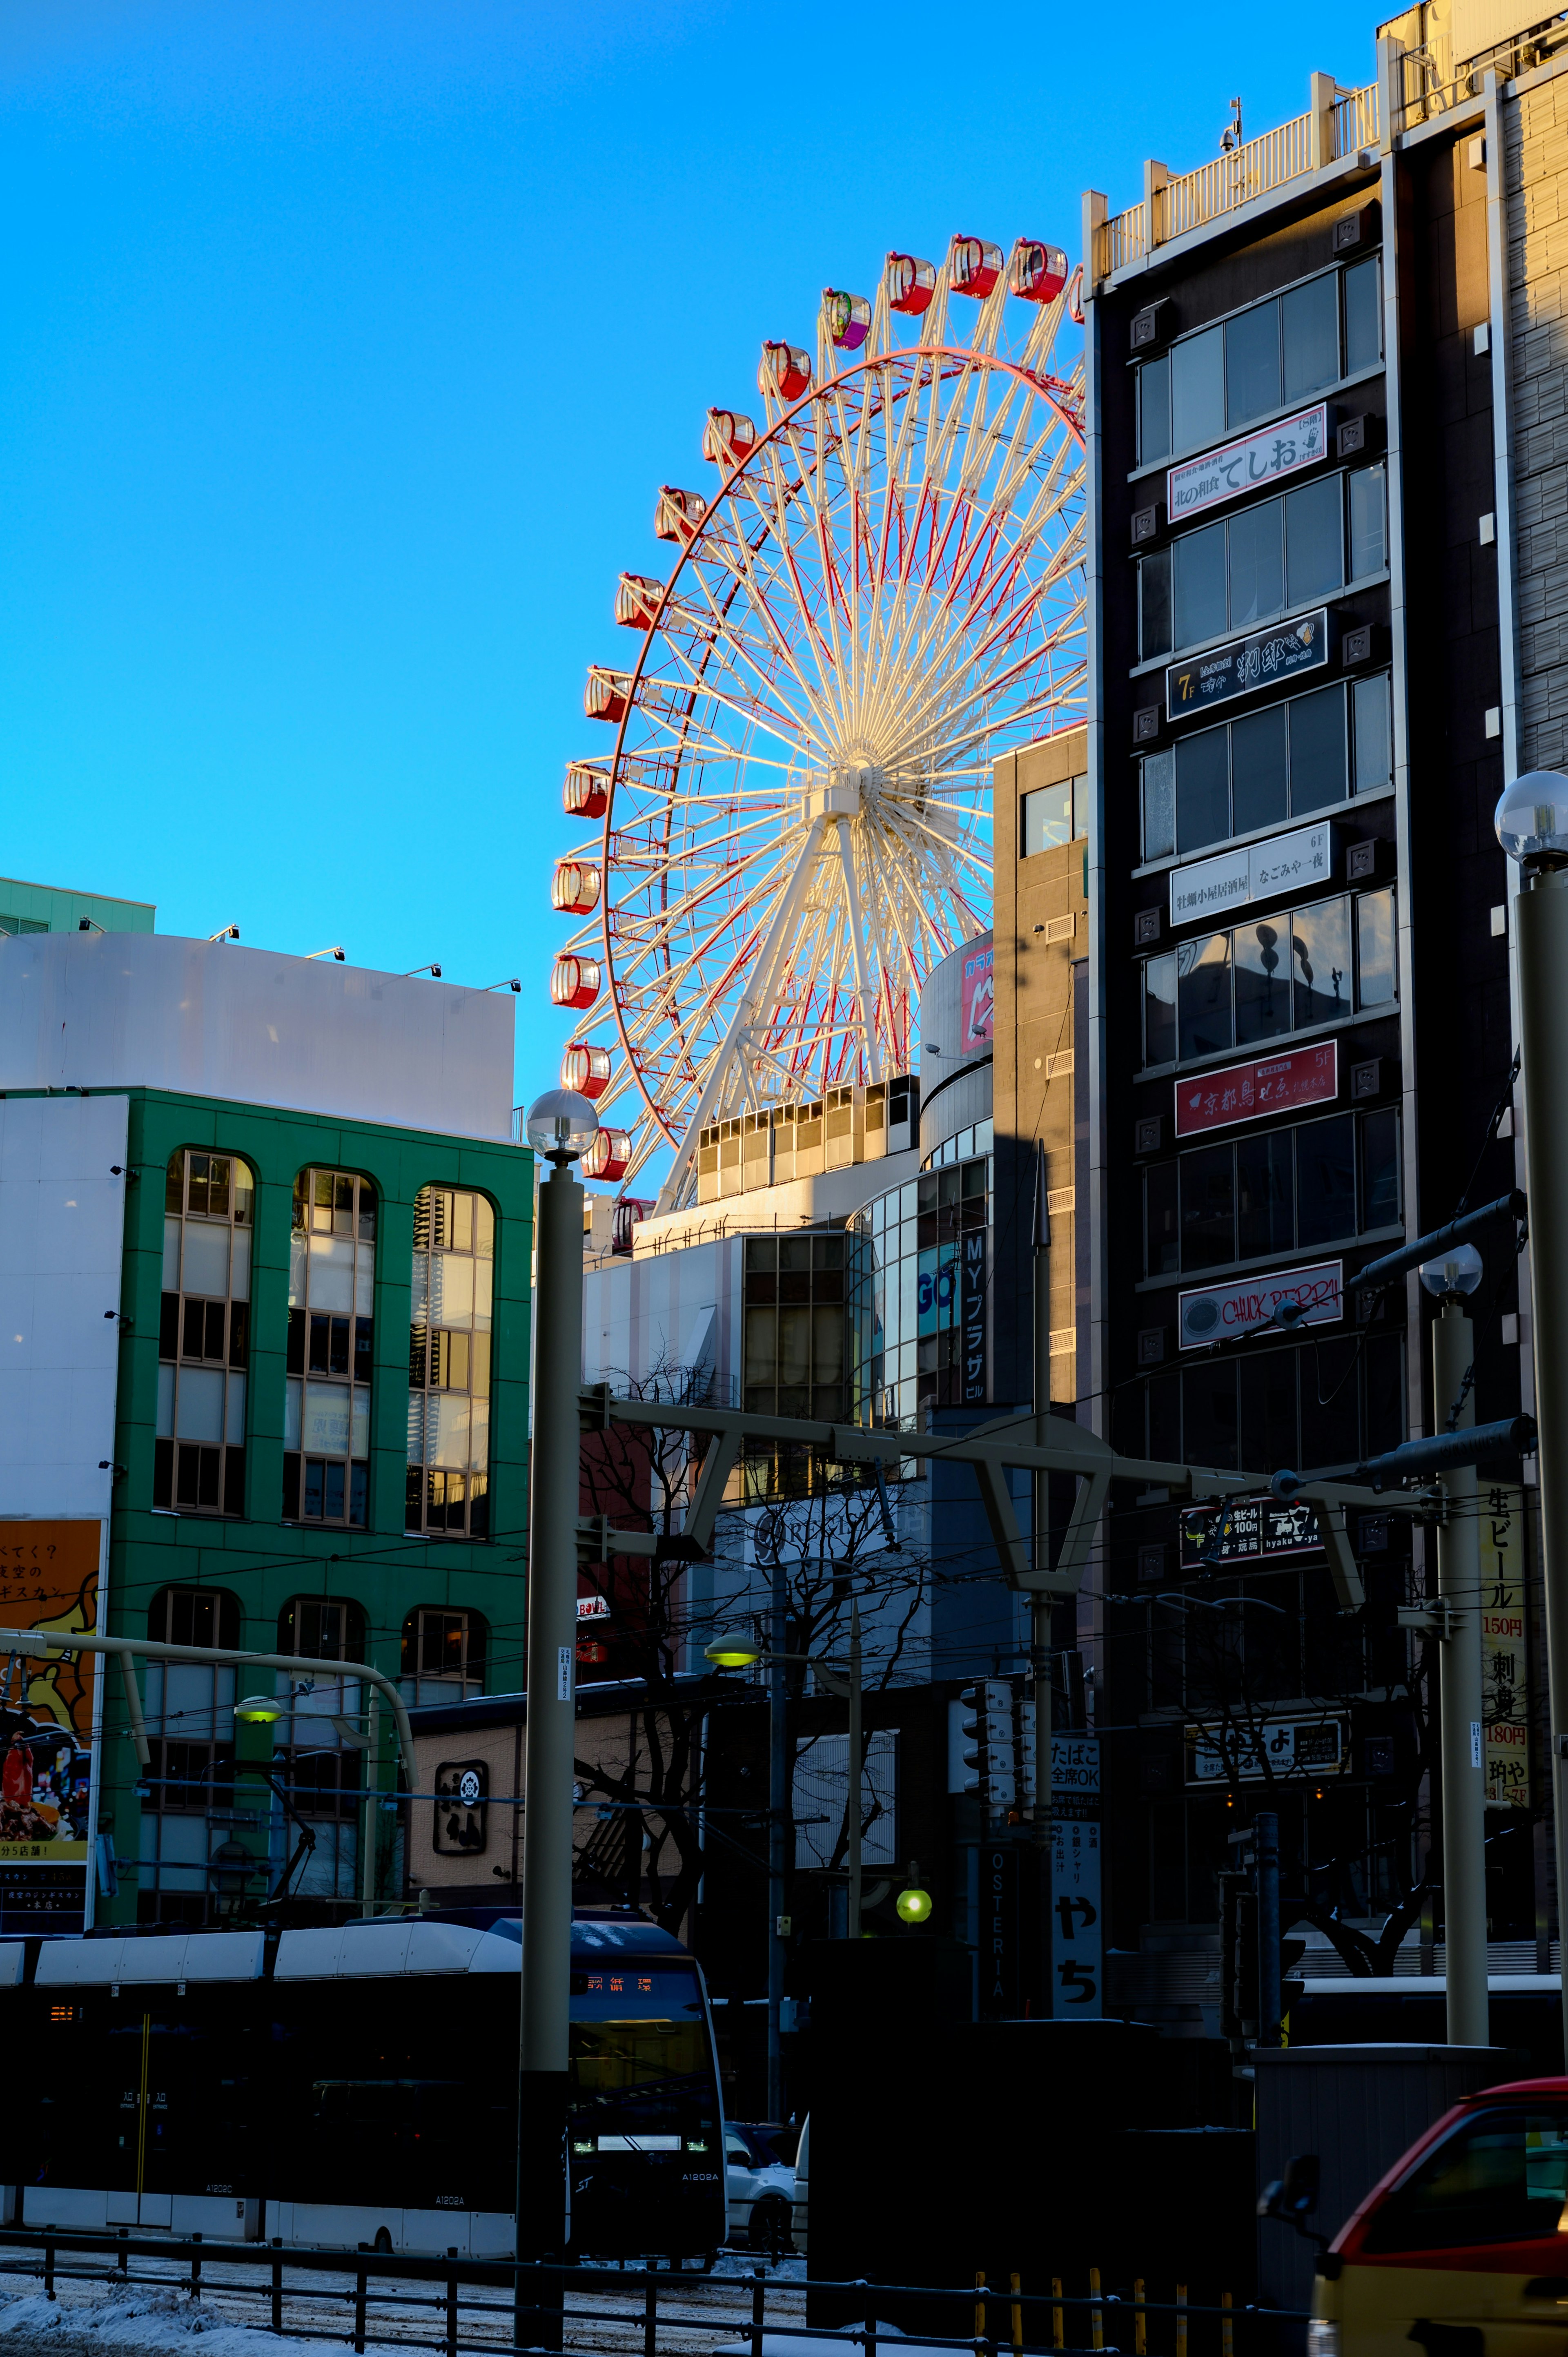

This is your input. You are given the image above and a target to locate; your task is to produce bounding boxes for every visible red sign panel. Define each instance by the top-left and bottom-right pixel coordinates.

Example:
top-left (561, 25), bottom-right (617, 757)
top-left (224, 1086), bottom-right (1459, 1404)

top-left (960, 943), bottom-right (994, 1049)
top-left (1174, 1040), bottom-right (1337, 1138)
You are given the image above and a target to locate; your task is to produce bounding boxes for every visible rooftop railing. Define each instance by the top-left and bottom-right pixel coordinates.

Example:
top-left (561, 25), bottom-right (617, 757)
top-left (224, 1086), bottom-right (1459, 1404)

top-left (1095, 75), bottom-right (1380, 285)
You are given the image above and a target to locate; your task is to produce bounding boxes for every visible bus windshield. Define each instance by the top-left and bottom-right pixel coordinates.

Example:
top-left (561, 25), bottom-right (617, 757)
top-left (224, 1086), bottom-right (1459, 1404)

top-left (569, 1965), bottom-right (707, 2093)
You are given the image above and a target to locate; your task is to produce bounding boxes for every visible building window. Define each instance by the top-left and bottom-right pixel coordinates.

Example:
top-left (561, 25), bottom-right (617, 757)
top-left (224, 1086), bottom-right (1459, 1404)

top-left (141, 1588), bottom-right (240, 1835)
top-left (406, 1186), bottom-right (494, 1537)
top-left (1141, 673), bottom-right (1392, 862)
top-left (1137, 464), bottom-right (1385, 662)
top-left (1141, 885), bottom-right (1397, 1067)
top-left (155, 1151), bottom-right (254, 1517)
top-left (277, 1597), bottom-right (368, 1828)
top-left (278, 1596), bottom-right (366, 1663)
top-left (1137, 257), bottom-right (1383, 465)
top-left (1143, 1106), bottom-right (1401, 1280)
top-left (743, 1233), bottom-right (847, 1421)
top-left (401, 1606), bottom-right (486, 1704)
top-left (1021, 776), bottom-right (1087, 856)
top-left (1115, 1328), bottom-right (1404, 1479)
top-left (284, 1168), bottom-right (376, 1527)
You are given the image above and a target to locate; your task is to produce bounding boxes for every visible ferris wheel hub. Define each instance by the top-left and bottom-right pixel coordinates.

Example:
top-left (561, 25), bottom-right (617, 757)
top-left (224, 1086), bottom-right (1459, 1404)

top-left (806, 764), bottom-right (882, 823)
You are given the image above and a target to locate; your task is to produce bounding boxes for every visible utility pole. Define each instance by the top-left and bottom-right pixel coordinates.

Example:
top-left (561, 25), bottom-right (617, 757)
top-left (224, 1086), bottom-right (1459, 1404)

top-left (1427, 1286), bottom-right (1490, 2045)
top-left (1255, 1810), bottom-right (1281, 2047)
top-left (846, 1601), bottom-right (862, 1941)
top-left (1495, 777), bottom-right (1568, 2049)
top-left (1031, 1153), bottom-right (1054, 2016)
top-left (767, 1551), bottom-right (788, 2120)
top-left (516, 1090), bottom-right (596, 2354)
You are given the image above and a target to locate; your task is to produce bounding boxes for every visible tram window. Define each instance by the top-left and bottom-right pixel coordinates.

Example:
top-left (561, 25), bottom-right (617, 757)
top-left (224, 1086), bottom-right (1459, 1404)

top-left (1362, 2107), bottom-right (1568, 2251)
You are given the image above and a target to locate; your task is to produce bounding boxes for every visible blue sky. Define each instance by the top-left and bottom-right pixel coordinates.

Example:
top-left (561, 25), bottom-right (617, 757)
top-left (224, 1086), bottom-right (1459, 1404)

top-left (0, 0), bottom-right (1383, 1110)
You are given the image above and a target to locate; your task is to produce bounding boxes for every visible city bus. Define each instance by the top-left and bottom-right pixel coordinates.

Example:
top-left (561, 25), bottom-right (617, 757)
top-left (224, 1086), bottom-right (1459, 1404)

top-left (9, 1913), bottom-right (725, 2260)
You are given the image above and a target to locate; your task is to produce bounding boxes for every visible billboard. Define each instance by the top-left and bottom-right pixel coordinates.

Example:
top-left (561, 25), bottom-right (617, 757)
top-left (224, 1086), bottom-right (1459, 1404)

top-left (1174, 1040), bottom-right (1338, 1137)
top-left (0, 1520), bottom-right (101, 1931)
top-left (960, 943), bottom-right (994, 1048)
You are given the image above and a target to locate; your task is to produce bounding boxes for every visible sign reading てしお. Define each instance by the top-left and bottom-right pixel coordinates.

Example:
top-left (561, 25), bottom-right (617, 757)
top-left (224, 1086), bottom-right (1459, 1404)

top-left (1167, 404), bottom-right (1330, 522)
top-left (1174, 1039), bottom-right (1337, 1137)
top-left (960, 943), bottom-right (994, 1048)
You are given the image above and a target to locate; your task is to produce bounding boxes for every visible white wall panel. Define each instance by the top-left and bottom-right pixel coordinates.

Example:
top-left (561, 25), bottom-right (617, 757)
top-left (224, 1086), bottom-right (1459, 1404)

top-left (0, 934), bottom-right (515, 1143)
top-left (0, 1096), bottom-right (128, 1519)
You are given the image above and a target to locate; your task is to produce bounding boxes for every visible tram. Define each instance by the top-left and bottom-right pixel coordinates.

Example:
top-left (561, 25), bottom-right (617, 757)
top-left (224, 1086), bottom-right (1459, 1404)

top-left (1292, 1973), bottom-right (1562, 2074)
top-left (9, 1914), bottom-right (725, 2261)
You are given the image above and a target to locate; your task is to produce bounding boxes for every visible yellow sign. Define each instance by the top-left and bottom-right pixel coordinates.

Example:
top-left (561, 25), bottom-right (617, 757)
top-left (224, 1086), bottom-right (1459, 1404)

top-left (0, 1520), bottom-right (100, 1865)
top-left (1480, 1485), bottom-right (1530, 1809)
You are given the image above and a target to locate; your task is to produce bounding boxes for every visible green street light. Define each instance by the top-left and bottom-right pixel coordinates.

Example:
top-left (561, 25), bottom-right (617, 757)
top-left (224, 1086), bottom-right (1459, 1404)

top-left (896, 1885), bottom-right (932, 1924)
top-left (234, 1693), bottom-right (284, 1723)
top-left (704, 1634), bottom-right (762, 1668)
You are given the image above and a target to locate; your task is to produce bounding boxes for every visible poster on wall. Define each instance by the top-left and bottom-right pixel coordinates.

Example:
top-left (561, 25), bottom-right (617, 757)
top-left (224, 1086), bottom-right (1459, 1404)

top-left (1480, 1485), bottom-right (1530, 1808)
top-left (0, 1521), bottom-right (100, 1932)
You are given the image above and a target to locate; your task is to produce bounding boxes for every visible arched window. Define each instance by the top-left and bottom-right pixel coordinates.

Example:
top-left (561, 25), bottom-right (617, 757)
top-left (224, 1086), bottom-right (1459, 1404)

top-left (401, 1606), bottom-right (486, 1703)
top-left (156, 1151), bottom-right (254, 1516)
top-left (407, 1186), bottom-right (494, 1537)
top-left (277, 1596), bottom-right (366, 1662)
top-left (284, 1168), bottom-right (376, 1528)
top-left (140, 1588), bottom-right (242, 1913)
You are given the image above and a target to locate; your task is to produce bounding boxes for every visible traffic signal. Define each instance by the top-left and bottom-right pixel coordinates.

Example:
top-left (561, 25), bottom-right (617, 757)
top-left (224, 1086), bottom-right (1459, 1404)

top-left (957, 1680), bottom-right (1017, 1817)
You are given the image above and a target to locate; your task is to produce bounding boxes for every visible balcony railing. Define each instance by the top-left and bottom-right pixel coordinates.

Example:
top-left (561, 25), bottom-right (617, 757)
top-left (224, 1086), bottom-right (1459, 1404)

top-left (1096, 79), bottom-right (1380, 283)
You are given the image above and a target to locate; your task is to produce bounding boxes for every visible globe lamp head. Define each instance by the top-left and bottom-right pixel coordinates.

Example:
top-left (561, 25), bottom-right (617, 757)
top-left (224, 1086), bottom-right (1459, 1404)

top-left (895, 1885), bottom-right (933, 1924)
top-left (1418, 1241), bottom-right (1485, 1300)
top-left (525, 1088), bottom-right (599, 1165)
top-left (234, 1693), bottom-right (284, 1724)
top-left (704, 1634), bottom-right (762, 1668)
top-left (1496, 772), bottom-right (1568, 871)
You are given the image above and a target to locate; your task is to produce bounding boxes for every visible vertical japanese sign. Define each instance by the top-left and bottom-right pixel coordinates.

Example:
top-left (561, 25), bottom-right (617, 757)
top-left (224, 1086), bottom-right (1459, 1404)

top-left (0, 1521), bottom-right (101, 1930)
top-left (1480, 1485), bottom-right (1530, 1808)
top-left (1050, 1731), bottom-right (1101, 2015)
top-left (960, 1231), bottom-right (988, 1404)
top-left (979, 1842), bottom-right (1020, 2019)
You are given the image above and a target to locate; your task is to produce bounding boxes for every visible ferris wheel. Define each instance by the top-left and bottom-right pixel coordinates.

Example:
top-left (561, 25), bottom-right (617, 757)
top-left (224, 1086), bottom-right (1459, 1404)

top-left (548, 232), bottom-right (1088, 1214)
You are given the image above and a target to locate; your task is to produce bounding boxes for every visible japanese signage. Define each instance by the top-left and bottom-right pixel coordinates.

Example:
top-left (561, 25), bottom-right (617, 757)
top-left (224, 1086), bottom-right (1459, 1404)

top-left (433, 1759), bottom-right (488, 1855)
top-left (960, 942), bottom-right (994, 1048)
top-left (979, 1842), bottom-right (1020, 2019)
top-left (1174, 1040), bottom-right (1338, 1137)
top-left (0, 1521), bottom-right (101, 1932)
top-left (1178, 1260), bottom-right (1343, 1350)
top-left (1051, 1733), bottom-right (1101, 2018)
top-left (1480, 1484), bottom-right (1530, 1808)
top-left (1170, 822), bottom-right (1332, 929)
top-left (1187, 1714), bottom-right (1348, 1785)
top-left (1167, 403), bottom-right (1330, 523)
top-left (576, 1595), bottom-right (610, 1621)
top-left (1180, 1497), bottom-right (1323, 1567)
top-left (1167, 608), bottom-right (1329, 720)
top-left (960, 1230), bottom-right (988, 1405)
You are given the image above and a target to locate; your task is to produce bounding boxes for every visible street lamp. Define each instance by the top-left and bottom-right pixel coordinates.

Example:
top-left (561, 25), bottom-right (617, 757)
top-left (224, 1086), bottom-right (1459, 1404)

top-left (1497, 771), bottom-right (1568, 2046)
top-left (518, 1086), bottom-right (597, 2344)
top-left (1416, 1242), bottom-right (1488, 2046)
top-left (704, 1602), bottom-right (865, 2118)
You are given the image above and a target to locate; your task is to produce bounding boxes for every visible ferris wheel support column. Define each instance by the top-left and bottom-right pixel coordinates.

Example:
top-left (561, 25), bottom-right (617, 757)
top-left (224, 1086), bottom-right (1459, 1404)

top-left (835, 815), bottom-right (883, 1086)
top-left (653, 814), bottom-right (830, 1215)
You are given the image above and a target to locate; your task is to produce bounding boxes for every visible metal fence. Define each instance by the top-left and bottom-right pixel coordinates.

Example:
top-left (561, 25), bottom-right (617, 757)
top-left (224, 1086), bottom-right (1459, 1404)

top-left (0, 2228), bottom-right (1308, 2357)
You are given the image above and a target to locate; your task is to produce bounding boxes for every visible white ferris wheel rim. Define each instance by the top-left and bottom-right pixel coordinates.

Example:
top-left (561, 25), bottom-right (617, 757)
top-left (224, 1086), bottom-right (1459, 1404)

top-left (557, 288), bottom-right (1087, 1213)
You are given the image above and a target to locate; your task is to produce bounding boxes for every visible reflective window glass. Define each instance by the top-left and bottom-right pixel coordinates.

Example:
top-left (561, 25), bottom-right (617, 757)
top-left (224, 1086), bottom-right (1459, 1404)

top-left (1178, 933), bottom-right (1233, 1061)
top-left (1143, 748), bottom-right (1176, 860)
top-left (1234, 918), bottom-right (1292, 1046)
top-left (1176, 727), bottom-right (1231, 854)
top-left (155, 1149), bottom-right (253, 1521)
top-left (1289, 685), bottom-right (1348, 809)
top-left (408, 1185), bottom-right (494, 1538)
top-left (1022, 781), bottom-right (1074, 855)
top-left (1144, 953), bottom-right (1177, 1065)
top-left (1343, 256), bottom-right (1383, 376)
top-left (1139, 353), bottom-right (1172, 464)
top-left (285, 1167), bottom-right (375, 1528)
top-left (1353, 672), bottom-right (1393, 793)
top-left (1291, 898), bottom-right (1352, 1029)
top-left (1284, 475), bottom-right (1344, 605)
top-left (1171, 325), bottom-right (1224, 453)
top-left (1231, 703), bottom-right (1289, 836)
top-left (1237, 1131), bottom-right (1295, 1260)
top-left (1145, 1161), bottom-right (1180, 1277)
top-left (1225, 299), bottom-right (1281, 428)
top-left (1180, 1144), bottom-right (1236, 1270)
top-left (1295, 1114), bottom-right (1358, 1246)
top-left (1356, 887), bottom-right (1397, 1008)
top-left (1361, 1107), bottom-right (1402, 1230)
top-left (1359, 2107), bottom-right (1568, 2254)
top-left (1282, 273), bottom-right (1341, 400)
top-left (1226, 500), bottom-right (1285, 628)
top-left (1173, 520), bottom-right (1228, 649)
top-left (1349, 462), bottom-right (1388, 579)
top-left (1140, 547), bottom-right (1172, 660)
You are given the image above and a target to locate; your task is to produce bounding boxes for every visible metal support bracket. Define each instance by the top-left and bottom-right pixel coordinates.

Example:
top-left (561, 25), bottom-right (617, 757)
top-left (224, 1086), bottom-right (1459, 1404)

top-left (1300, 1500), bottom-right (1367, 1613)
top-left (1398, 1601), bottom-right (1458, 1641)
top-left (576, 1514), bottom-right (657, 1563)
top-left (683, 1425), bottom-right (744, 1556)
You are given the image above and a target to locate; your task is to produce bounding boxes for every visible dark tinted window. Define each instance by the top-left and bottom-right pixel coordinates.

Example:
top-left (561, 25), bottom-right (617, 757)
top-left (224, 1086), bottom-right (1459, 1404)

top-left (1140, 354), bottom-right (1172, 464)
top-left (1140, 547), bottom-right (1172, 660)
top-left (1172, 325), bottom-right (1224, 453)
top-left (1173, 520), bottom-right (1227, 648)
top-left (1343, 256), bottom-right (1382, 376)
top-left (1176, 729), bottom-right (1230, 854)
top-left (1226, 300), bottom-right (1281, 427)
top-left (1283, 274), bottom-right (1341, 399)
top-left (1285, 475), bottom-right (1343, 604)
top-left (1178, 934), bottom-right (1233, 1061)
top-left (1290, 685), bottom-right (1348, 808)
top-left (1227, 500), bottom-right (1285, 628)
top-left (1234, 919), bottom-right (1292, 1047)
top-left (1295, 1115), bottom-right (1358, 1247)
top-left (1232, 703), bottom-right (1289, 836)
top-left (1236, 1131), bottom-right (1294, 1258)
top-left (1144, 953), bottom-right (1177, 1066)
top-left (1362, 2108), bottom-right (1568, 2254)
top-left (1180, 1144), bottom-right (1235, 1270)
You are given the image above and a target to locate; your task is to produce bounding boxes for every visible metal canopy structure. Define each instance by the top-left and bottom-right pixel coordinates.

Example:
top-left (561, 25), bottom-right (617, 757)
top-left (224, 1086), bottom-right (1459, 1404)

top-left (578, 1384), bottom-right (1434, 1612)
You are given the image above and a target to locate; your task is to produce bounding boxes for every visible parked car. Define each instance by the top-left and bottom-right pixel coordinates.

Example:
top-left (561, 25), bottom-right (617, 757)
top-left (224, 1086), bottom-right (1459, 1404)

top-left (1293, 2073), bottom-right (1568, 2357)
top-left (725, 2120), bottom-right (796, 2254)
top-left (792, 2113), bottom-right (808, 2257)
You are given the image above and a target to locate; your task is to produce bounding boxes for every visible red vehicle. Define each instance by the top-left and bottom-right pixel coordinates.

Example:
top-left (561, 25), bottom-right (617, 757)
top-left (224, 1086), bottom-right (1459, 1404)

top-left (1306, 2077), bottom-right (1568, 2357)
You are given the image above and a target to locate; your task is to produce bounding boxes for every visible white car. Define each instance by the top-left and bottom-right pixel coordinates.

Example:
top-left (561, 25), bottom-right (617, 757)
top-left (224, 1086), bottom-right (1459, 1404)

top-left (724, 2121), bottom-right (796, 2254)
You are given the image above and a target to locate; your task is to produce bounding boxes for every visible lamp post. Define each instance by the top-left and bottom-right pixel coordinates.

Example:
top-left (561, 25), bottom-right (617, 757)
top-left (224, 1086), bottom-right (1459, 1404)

top-left (705, 1603), bottom-right (865, 2116)
top-left (1497, 773), bottom-right (1568, 2047)
top-left (1417, 1242), bottom-right (1490, 2046)
top-left (517, 1088), bottom-right (597, 2348)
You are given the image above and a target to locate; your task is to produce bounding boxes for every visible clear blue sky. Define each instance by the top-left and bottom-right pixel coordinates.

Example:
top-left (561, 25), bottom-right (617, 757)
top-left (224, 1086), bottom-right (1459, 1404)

top-left (0, 0), bottom-right (1382, 1110)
